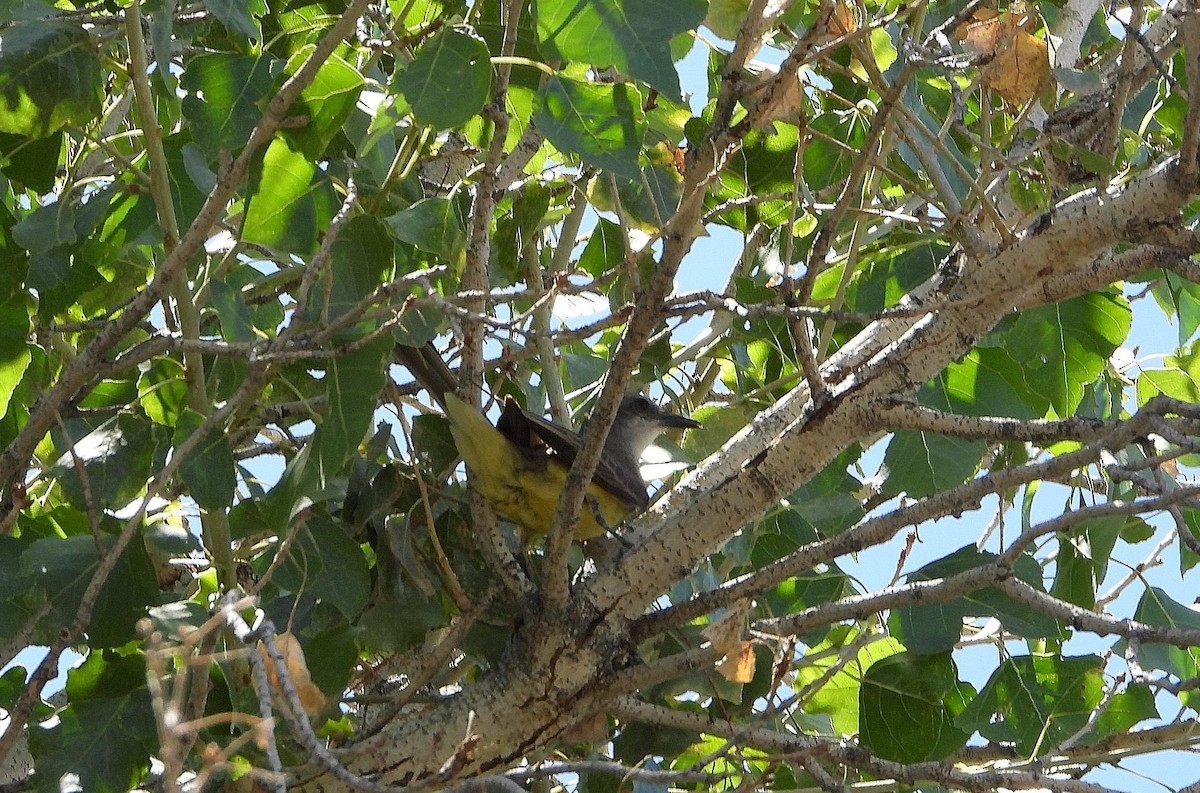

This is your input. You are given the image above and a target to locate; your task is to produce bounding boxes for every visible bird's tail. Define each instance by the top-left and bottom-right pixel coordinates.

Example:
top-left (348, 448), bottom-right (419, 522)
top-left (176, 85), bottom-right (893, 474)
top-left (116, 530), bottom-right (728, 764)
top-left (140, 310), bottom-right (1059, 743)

top-left (394, 342), bottom-right (459, 409)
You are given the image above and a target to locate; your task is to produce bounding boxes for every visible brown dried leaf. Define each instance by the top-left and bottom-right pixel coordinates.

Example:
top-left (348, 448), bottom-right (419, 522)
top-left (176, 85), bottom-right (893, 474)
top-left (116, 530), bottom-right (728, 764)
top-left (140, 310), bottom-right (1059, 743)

top-left (259, 632), bottom-right (327, 716)
top-left (983, 30), bottom-right (1049, 105)
top-left (716, 641), bottom-right (757, 683)
top-left (954, 7), bottom-right (1008, 56)
top-left (829, 0), bottom-right (857, 36)
top-left (703, 601), bottom-right (750, 657)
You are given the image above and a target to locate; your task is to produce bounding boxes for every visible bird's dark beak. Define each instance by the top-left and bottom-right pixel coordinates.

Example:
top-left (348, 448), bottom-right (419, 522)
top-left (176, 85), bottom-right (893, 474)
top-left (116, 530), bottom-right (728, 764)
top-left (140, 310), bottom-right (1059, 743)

top-left (657, 411), bottom-right (701, 431)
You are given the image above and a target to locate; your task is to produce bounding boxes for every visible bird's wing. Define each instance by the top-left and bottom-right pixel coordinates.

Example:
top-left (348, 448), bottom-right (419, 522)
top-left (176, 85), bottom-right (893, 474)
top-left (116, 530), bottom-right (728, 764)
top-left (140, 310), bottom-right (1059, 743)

top-left (498, 398), bottom-right (649, 510)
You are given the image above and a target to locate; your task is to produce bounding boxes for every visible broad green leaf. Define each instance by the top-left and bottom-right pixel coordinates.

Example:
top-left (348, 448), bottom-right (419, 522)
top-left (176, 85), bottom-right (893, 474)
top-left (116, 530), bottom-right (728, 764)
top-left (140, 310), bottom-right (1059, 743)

top-left (534, 75), bottom-right (646, 181)
top-left (0, 294), bottom-right (31, 420)
top-left (1136, 351), bottom-right (1200, 406)
top-left (302, 215), bottom-right (394, 328)
top-left (890, 546), bottom-right (1063, 653)
top-left (920, 346), bottom-right (1047, 419)
top-left (1051, 533), bottom-right (1096, 610)
top-left (394, 27), bottom-right (491, 130)
top-left (577, 217), bottom-right (625, 277)
top-left (203, 0), bottom-right (266, 39)
top-left (796, 626), bottom-right (904, 735)
top-left (12, 200), bottom-right (77, 253)
top-left (0, 22), bottom-right (102, 137)
top-left (283, 49), bottom-right (365, 158)
top-left (29, 651), bottom-right (155, 793)
top-left (47, 414), bottom-right (165, 510)
top-left (243, 137), bottom-right (339, 255)
top-left (1090, 684), bottom-right (1158, 740)
top-left (881, 431), bottom-right (985, 498)
top-left (535, 0), bottom-right (705, 98)
top-left (392, 301), bottom-right (447, 347)
top-left (174, 408), bottom-right (236, 511)
top-left (786, 446), bottom-right (866, 537)
top-left (19, 534), bottom-right (158, 648)
top-left (1181, 509), bottom-right (1200, 573)
top-left (1129, 587), bottom-right (1200, 705)
top-left (1005, 291), bottom-right (1132, 417)
top-left (956, 655), bottom-right (1105, 756)
top-left (859, 652), bottom-right (972, 762)
top-left (386, 198), bottom-right (467, 265)
top-left (273, 511), bottom-right (370, 618)
top-left (181, 53), bottom-right (275, 158)
top-left (1153, 272), bottom-right (1200, 346)
top-left (411, 413), bottom-right (458, 477)
top-left (137, 357), bottom-right (187, 426)
top-left (311, 336), bottom-right (390, 482)
top-left (0, 130), bottom-right (61, 193)
top-left (870, 27), bottom-right (897, 71)
top-left (209, 278), bottom-right (257, 343)
top-left (704, 0), bottom-right (752, 40)
top-left (304, 621), bottom-right (359, 696)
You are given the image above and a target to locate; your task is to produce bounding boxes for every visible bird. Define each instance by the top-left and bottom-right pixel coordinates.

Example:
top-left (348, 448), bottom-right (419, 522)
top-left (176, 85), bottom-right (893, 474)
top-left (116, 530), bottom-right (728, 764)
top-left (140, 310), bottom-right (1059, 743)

top-left (395, 343), bottom-right (700, 540)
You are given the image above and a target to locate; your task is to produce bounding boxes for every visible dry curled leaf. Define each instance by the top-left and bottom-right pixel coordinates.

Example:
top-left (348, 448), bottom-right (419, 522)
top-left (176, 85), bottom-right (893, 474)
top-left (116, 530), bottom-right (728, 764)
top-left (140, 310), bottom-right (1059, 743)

top-left (955, 4), bottom-right (1048, 106)
top-left (716, 641), bottom-right (757, 683)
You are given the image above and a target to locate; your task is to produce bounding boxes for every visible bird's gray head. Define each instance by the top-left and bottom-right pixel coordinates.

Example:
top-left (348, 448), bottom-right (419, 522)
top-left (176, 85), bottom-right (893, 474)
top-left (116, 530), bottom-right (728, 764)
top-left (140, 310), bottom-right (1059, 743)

top-left (606, 394), bottom-right (701, 461)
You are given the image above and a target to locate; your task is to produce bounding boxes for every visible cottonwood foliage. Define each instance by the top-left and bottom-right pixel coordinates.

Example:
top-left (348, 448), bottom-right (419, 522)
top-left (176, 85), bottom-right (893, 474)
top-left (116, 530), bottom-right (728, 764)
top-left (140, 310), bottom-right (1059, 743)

top-left (1, 1), bottom-right (1200, 792)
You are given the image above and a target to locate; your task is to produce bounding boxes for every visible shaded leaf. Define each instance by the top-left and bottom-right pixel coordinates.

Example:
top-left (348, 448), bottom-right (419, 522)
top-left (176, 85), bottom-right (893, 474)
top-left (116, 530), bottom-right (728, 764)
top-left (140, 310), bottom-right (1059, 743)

top-left (536, 0), bottom-right (705, 98)
top-left (394, 27), bottom-right (491, 130)
top-left (534, 75), bottom-right (646, 181)
top-left (860, 652), bottom-right (972, 762)
top-left (0, 22), bottom-right (102, 137)
top-left (174, 408), bottom-right (237, 511)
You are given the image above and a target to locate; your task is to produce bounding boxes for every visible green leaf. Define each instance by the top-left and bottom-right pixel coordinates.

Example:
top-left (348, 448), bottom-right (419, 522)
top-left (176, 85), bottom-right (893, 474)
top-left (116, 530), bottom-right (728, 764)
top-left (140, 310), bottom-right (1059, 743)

top-left (0, 21), bottom-right (103, 137)
top-left (859, 652), bottom-right (971, 762)
top-left (210, 278), bottom-right (257, 343)
top-left (577, 217), bottom-right (625, 277)
top-left (274, 512), bottom-right (370, 618)
top-left (0, 294), bottom-right (31, 420)
top-left (303, 621), bottom-right (359, 696)
top-left (12, 199), bottom-right (77, 253)
top-left (394, 27), bottom-right (492, 130)
top-left (29, 651), bottom-right (155, 793)
top-left (243, 137), bottom-right (339, 255)
top-left (795, 627), bottom-right (904, 735)
top-left (1136, 351), bottom-right (1200, 406)
top-left (534, 75), bottom-right (646, 181)
top-left (881, 431), bottom-right (985, 499)
top-left (1129, 587), bottom-right (1200, 700)
top-left (283, 50), bottom-right (365, 159)
top-left (956, 655), bottom-right (1105, 756)
top-left (203, 0), bottom-right (266, 39)
top-left (311, 336), bottom-right (391, 482)
top-left (1004, 291), bottom-right (1132, 417)
top-left (20, 534), bottom-right (158, 648)
top-left (0, 130), bottom-right (61, 193)
top-left (386, 198), bottom-right (467, 264)
top-left (1090, 684), bottom-right (1158, 740)
top-left (920, 346), bottom-right (1046, 419)
top-left (47, 414), bottom-right (164, 510)
top-left (1051, 533), bottom-right (1096, 609)
top-left (890, 546), bottom-right (1063, 653)
top-left (174, 408), bottom-right (237, 511)
top-left (181, 53), bottom-right (275, 158)
top-left (535, 0), bottom-right (705, 98)
top-left (137, 357), bottom-right (187, 426)
top-left (321, 215), bottom-right (395, 327)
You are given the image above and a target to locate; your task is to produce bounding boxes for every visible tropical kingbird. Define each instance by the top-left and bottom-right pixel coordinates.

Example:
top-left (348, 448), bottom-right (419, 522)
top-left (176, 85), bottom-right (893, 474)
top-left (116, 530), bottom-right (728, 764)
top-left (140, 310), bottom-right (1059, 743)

top-left (395, 343), bottom-right (700, 539)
